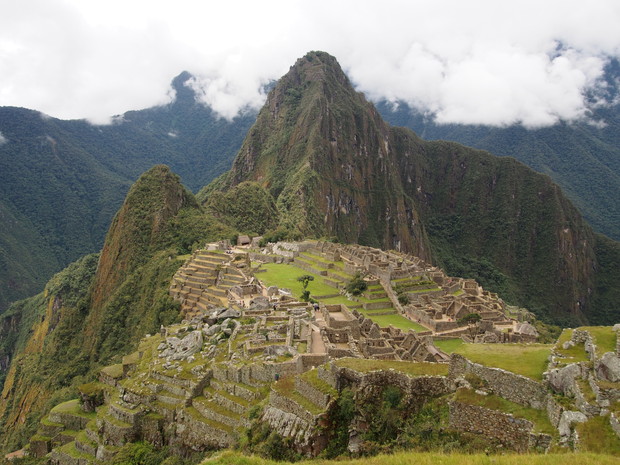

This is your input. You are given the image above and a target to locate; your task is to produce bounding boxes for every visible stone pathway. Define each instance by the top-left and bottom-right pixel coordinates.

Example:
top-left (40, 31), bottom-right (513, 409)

top-left (310, 327), bottom-right (326, 354)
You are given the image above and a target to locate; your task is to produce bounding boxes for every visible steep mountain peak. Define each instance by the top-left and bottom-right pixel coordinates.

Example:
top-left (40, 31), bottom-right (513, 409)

top-left (283, 51), bottom-right (350, 86)
top-left (170, 71), bottom-right (196, 106)
top-left (89, 164), bottom-right (196, 314)
top-left (216, 51), bottom-right (430, 257)
top-left (207, 51), bottom-right (613, 324)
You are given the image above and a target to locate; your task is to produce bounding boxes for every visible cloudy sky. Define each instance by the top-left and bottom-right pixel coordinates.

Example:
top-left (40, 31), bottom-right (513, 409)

top-left (1, 0), bottom-right (619, 126)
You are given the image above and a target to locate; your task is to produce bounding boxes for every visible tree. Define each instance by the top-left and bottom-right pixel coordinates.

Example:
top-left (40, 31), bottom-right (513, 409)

top-left (345, 273), bottom-right (367, 296)
top-left (297, 274), bottom-right (314, 302)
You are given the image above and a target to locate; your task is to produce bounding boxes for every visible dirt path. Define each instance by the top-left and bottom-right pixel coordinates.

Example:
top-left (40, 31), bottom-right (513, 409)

top-left (310, 326), bottom-right (326, 354)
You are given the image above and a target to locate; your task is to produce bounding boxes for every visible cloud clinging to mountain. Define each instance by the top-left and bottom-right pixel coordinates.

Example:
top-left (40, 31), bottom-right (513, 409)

top-left (1, 0), bottom-right (619, 126)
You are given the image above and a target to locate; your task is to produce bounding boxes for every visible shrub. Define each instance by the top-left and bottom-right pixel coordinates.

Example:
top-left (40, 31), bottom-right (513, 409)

top-left (346, 273), bottom-right (368, 296)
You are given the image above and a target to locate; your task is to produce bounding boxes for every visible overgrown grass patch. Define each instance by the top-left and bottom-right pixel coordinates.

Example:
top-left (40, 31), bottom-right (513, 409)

top-left (583, 326), bottom-right (617, 357)
top-left (258, 264), bottom-right (345, 298)
top-left (575, 415), bottom-right (620, 455)
top-left (334, 358), bottom-right (449, 376)
top-left (203, 449), bottom-right (620, 465)
top-left (434, 338), bottom-right (465, 353)
top-left (357, 312), bottom-right (428, 331)
top-left (272, 376), bottom-right (323, 415)
top-left (553, 329), bottom-right (589, 365)
top-left (452, 343), bottom-right (552, 381)
top-left (50, 399), bottom-right (95, 419)
top-left (300, 369), bottom-right (337, 396)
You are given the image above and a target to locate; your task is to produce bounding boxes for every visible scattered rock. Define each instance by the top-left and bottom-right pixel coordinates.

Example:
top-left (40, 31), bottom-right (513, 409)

top-left (547, 363), bottom-right (581, 395)
top-left (159, 331), bottom-right (203, 361)
top-left (204, 325), bottom-right (221, 337)
top-left (562, 341), bottom-right (575, 350)
top-left (558, 410), bottom-right (587, 443)
top-left (218, 308), bottom-right (241, 319)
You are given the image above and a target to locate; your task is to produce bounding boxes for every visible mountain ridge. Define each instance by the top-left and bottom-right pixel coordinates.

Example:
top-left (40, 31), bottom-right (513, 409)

top-left (0, 79), bottom-right (253, 313)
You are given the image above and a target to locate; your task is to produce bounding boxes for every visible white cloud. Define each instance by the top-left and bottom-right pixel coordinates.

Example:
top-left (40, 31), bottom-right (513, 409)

top-left (0, 131), bottom-right (7, 145)
top-left (0, 0), bottom-right (619, 127)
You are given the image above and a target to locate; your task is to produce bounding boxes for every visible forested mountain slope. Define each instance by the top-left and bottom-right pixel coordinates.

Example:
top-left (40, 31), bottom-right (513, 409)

top-left (0, 75), bottom-right (252, 312)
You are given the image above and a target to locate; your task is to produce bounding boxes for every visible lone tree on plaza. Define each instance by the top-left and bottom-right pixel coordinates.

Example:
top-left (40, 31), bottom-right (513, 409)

top-left (297, 274), bottom-right (314, 302)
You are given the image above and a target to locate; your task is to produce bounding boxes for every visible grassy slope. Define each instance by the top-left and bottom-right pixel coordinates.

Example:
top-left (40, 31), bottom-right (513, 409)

top-left (452, 343), bottom-right (552, 381)
top-left (204, 450), bottom-right (619, 465)
top-left (257, 263), bottom-right (425, 331)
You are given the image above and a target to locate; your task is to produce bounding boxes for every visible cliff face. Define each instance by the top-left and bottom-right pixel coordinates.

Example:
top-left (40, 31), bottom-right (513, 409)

top-left (88, 165), bottom-right (195, 311)
top-left (214, 51), bottom-right (610, 324)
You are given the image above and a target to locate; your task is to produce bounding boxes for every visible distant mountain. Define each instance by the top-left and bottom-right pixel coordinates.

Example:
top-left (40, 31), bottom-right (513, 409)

top-left (375, 60), bottom-right (620, 242)
top-left (0, 75), bottom-right (253, 312)
top-left (205, 51), bottom-right (619, 326)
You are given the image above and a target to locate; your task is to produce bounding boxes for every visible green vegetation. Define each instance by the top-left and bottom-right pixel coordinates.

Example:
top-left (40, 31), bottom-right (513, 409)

top-left (205, 450), bottom-right (620, 465)
top-left (0, 166), bottom-right (237, 451)
top-left (109, 441), bottom-right (206, 465)
top-left (582, 326), bottom-right (618, 356)
top-left (452, 343), bottom-right (552, 381)
top-left (297, 274), bottom-right (315, 302)
top-left (358, 313), bottom-right (427, 332)
top-left (554, 329), bottom-right (589, 365)
top-left (272, 376), bottom-right (323, 415)
top-left (0, 82), bottom-right (253, 313)
top-left (345, 273), bottom-right (368, 296)
top-left (434, 338), bottom-right (465, 354)
top-left (204, 182), bottom-right (279, 235)
top-left (457, 313), bottom-right (482, 326)
top-left (575, 415), bottom-right (620, 455)
top-left (243, 422), bottom-right (301, 462)
top-left (258, 264), bottom-right (334, 297)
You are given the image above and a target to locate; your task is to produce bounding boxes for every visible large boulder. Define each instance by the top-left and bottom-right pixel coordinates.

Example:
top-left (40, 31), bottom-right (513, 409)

top-left (595, 352), bottom-right (620, 383)
top-left (159, 331), bottom-right (203, 360)
top-left (547, 363), bottom-right (582, 395)
top-left (558, 410), bottom-right (587, 444)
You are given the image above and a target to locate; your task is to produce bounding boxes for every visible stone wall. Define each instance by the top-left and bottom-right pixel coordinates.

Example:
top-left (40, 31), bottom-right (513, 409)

top-left (546, 395), bottom-right (565, 428)
top-left (269, 390), bottom-right (315, 423)
top-left (327, 363), bottom-right (453, 405)
top-left (175, 409), bottom-right (233, 449)
top-left (296, 354), bottom-right (329, 372)
top-left (318, 365), bottom-right (338, 389)
top-left (449, 401), bottom-right (550, 452)
top-left (295, 377), bottom-right (331, 409)
top-left (449, 354), bottom-right (547, 409)
top-left (611, 412), bottom-right (620, 439)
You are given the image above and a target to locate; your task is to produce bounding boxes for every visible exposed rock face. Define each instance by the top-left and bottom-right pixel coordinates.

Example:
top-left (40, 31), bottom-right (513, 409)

top-left (595, 352), bottom-right (620, 382)
top-left (557, 410), bottom-right (588, 445)
top-left (547, 363), bottom-right (582, 396)
top-left (158, 331), bottom-right (203, 360)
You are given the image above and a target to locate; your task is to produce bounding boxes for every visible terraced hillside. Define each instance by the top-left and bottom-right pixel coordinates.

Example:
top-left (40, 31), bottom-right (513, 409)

top-left (14, 241), bottom-right (620, 462)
